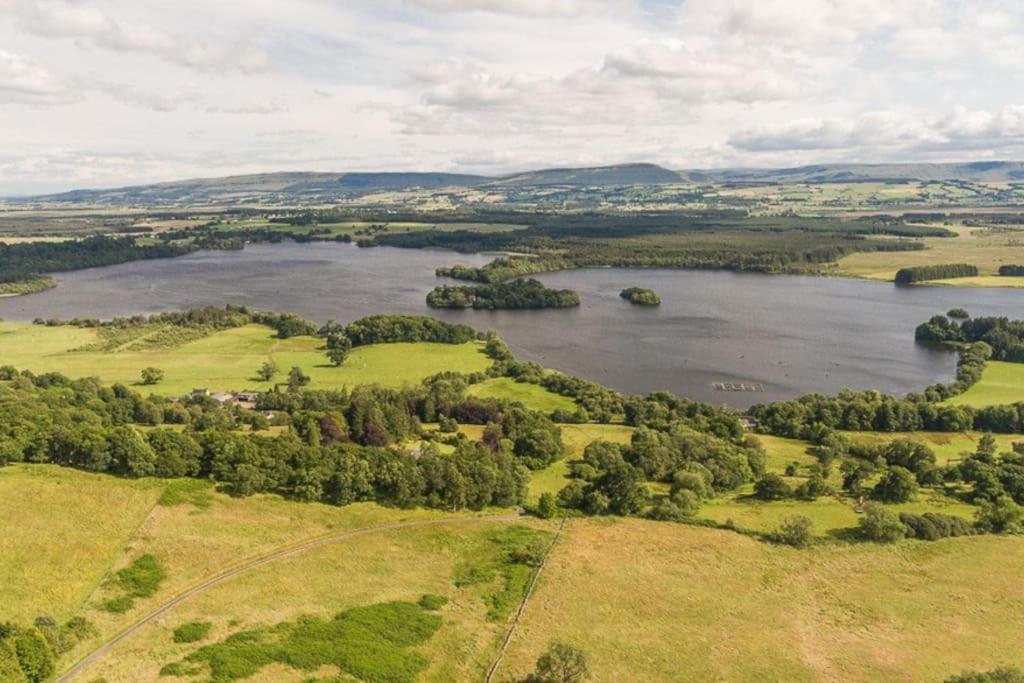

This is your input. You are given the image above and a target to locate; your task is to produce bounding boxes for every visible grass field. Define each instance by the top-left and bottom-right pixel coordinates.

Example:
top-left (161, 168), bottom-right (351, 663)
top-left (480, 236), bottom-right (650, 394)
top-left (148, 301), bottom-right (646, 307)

top-left (0, 466), bottom-right (165, 622)
top-left (945, 361), bottom-right (1024, 408)
top-left (499, 517), bottom-right (1024, 682)
top-left (467, 378), bottom-right (578, 413)
top-left (0, 322), bottom-right (492, 395)
top-left (5, 462), bottom-right (1023, 682)
top-left (834, 224), bottom-right (1024, 285)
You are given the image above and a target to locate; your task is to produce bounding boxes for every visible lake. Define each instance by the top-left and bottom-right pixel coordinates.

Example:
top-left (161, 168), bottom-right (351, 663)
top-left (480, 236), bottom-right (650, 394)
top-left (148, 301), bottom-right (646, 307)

top-left (1, 242), bottom-right (1022, 407)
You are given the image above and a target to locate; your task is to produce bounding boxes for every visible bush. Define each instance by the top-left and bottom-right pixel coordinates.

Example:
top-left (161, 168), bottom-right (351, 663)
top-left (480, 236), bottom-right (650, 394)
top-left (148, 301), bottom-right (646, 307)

top-left (858, 502), bottom-right (906, 543)
top-left (536, 492), bottom-right (558, 519)
top-left (773, 515), bottom-right (814, 548)
top-left (754, 473), bottom-right (791, 501)
top-left (899, 512), bottom-right (974, 541)
top-left (172, 621), bottom-right (212, 644)
top-left (417, 594), bottom-right (448, 611)
top-left (947, 667), bottom-right (1024, 683)
top-left (871, 466), bottom-right (918, 503)
top-left (527, 642), bottom-right (590, 683)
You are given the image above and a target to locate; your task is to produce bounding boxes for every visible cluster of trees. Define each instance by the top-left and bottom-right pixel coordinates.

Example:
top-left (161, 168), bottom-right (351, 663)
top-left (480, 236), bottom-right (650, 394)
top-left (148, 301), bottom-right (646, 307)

top-left (426, 279), bottom-right (580, 310)
top-left (894, 263), bottom-right (978, 283)
top-left (619, 287), bottom-right (661, 306)
top-left (335, 315), bottom-right (477, 346)
top-left (750, 387), bottom-right (1024, 436)
top-left (0, 616), bottom-right (94, 682)
top-left (556, 425), bottom-right (765, 521)
top-left (917, 314), bottom-right (1024, 362)
top-left (998, 265), bottom-right (1024, 276)
top-left (0, 235), bottom-right (193, 284)
top-left (0, 367), bottom-right (574, 510)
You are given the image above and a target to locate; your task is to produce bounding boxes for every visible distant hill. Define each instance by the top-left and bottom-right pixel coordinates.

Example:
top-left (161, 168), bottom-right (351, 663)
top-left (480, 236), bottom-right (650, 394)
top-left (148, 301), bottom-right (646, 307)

top-left (20, 161), bottom-right (1024, 206)
top-left (490, 163), bottom-right (682, 187)
top-left (32, 171), bottom-right (491, 205)
top-left (687, 161), bottom-right (1024, 183)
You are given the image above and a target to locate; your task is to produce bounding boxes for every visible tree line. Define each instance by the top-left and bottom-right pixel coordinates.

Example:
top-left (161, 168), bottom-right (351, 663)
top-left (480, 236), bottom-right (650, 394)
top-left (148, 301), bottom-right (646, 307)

top-left (894, 263), bottom-right (979, 283)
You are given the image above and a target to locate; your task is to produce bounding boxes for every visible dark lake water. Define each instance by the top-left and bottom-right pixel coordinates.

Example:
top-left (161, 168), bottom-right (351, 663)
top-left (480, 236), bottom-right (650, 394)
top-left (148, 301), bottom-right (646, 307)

top-left (1, 242), bottom-right (1022, 407)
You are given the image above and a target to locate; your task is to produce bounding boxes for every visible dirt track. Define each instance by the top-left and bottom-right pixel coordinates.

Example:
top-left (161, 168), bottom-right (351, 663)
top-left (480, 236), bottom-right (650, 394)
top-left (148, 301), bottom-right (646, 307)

top-left (57, 513), bottom-right (519, 682)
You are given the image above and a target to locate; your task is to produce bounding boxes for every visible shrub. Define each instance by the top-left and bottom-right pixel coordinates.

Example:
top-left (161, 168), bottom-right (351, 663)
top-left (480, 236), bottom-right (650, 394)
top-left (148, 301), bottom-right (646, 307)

top-left (528, 642), bottom-right (590, 683)
top-left (773, 515), bottom-right (814, 548)
top-left (536, 492), bottom-right (558, 519)
top-left (754, 473), bottom-right (791, 501)
top-left (858, 502), bottom-right (906, 543)
top-left (417, 594), bottom-right (448, 611)
top-left (871, 466), bottom-right (918, 503)
top-left (172, 621), bottom-right (212, 644)
top-left (947, 667), bottom-right (1024, 683)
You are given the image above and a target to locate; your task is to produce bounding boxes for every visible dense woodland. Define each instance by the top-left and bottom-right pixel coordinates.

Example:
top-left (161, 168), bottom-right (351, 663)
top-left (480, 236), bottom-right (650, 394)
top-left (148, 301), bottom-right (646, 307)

top-left (426, 279), bottom-right (580, 310)
top-left (0, 236), bottom-right (193, 284)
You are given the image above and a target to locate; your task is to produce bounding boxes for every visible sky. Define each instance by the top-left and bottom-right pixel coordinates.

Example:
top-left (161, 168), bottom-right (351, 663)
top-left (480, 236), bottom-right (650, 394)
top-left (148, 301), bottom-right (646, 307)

top-left (3, 0), bottom-right (1024, 194)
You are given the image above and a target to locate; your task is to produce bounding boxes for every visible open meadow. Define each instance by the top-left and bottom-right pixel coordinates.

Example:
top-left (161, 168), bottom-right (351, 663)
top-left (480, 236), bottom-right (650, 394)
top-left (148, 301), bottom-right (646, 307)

top-left (945, 361), bottom-right (1024, 408)
top-left (0, 322), bottom-right (492, 395)
top-left (498, 517), bottom-right (1024, 682)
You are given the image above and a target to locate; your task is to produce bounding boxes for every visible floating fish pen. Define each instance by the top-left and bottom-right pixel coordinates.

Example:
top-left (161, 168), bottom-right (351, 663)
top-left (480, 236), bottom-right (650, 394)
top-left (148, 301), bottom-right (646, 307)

top-left (713, 382), bottom-right (765, 392)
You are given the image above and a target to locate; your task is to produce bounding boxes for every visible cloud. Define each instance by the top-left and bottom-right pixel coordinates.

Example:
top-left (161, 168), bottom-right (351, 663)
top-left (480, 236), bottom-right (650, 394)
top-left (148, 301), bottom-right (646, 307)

top-left (6, 0), bottom-right (269, 73)
top-left (728, 106), bottom-right (1024, 158)
top-left (401, 0), bottom-right (623, 18)
top-left (0, 49), bottom-right (77, 104)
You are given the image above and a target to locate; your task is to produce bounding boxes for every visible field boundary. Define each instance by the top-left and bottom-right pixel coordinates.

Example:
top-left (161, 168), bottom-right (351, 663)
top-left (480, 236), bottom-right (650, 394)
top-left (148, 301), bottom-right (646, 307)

top-left (58, 512), bottom-right (519, 682)
top-left (485, 515), bottom-right (568, 683)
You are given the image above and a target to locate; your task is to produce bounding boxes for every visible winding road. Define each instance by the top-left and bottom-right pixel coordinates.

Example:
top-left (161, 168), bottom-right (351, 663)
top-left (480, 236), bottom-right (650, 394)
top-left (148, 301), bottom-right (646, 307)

top-left (57, 513), bottom-right (519, 682)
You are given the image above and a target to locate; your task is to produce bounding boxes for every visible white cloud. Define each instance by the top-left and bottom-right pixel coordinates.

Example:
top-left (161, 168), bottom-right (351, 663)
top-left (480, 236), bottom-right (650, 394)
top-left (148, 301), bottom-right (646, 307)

top-left (0, 49), bottom-right (76, 104)
top-left (5, 0), bottom-right (269, 73)
top-left (3, 0), bottom-right (1024, 193)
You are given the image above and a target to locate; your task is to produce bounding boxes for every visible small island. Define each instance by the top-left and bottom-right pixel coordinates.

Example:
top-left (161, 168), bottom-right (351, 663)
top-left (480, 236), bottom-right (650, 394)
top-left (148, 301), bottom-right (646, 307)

top-left (427, 278), bottom-right (580, 310)
top-left (620, 287), bottom-right (661, 306)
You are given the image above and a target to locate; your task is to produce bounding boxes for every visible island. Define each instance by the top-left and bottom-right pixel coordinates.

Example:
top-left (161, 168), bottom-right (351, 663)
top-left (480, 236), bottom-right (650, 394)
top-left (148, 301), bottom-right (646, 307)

top-left (620, 287), bottom-right (661, 306)
top-left (426, 278), bottom-right (580, 310)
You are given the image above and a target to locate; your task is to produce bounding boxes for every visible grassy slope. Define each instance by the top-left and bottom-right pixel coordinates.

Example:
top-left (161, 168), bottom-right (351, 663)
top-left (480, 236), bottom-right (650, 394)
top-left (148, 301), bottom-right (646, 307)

top-left (835, 225), bottom-right (1024, 285)
top-left (945, 361), bottom-right (1024, 408)
top-left (0, 322), bottom-right (491, 395)
top-left (0, 466), bottom-right (164, 622)
top-left (467, 377), bottom-right (578, 413)
top-left (500, 517), bottom-right (1024, 683)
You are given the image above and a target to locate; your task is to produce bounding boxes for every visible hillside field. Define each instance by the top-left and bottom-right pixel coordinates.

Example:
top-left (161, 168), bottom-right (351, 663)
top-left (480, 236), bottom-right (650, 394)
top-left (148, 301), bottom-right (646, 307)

top-left (0, 322), bottom-right (492, 395)
top-left (498, 517), bottom-right (1024, 682)
top-left (4, 464), bottom-right (1024, 682)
